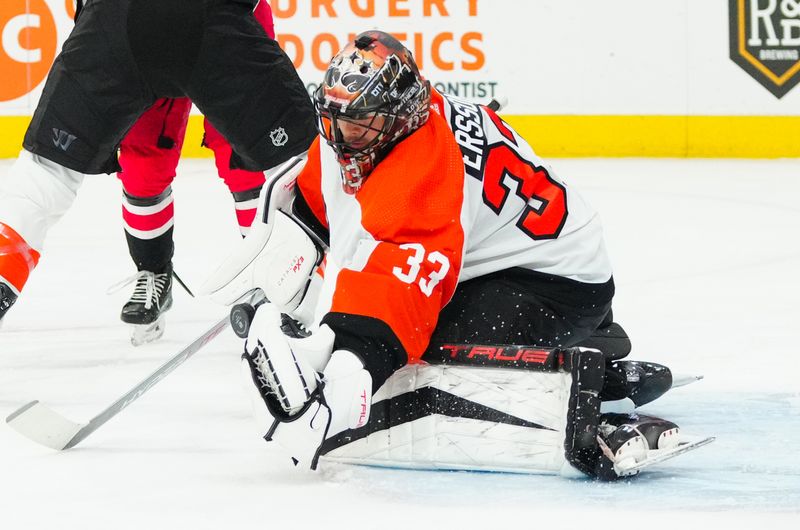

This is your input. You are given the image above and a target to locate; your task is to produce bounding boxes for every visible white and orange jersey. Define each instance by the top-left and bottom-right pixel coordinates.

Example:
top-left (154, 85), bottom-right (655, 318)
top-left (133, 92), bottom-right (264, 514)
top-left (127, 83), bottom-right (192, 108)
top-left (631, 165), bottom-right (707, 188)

top-left (295, 91), bottom-right (612, 363)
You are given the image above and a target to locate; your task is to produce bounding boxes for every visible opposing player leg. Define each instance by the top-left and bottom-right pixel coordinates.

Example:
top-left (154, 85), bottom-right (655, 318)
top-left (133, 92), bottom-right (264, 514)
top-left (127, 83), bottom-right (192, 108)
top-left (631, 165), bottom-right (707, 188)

top-left (202, 0), bottom-right (273, 240)
top-left (184, 0), bottom-right (316, 172)
top-left (0, 0), bottom-right (156, 324)
top-left (202, 119), bottom-right (266, 237)
top-left (114, 98), bottom-right (192, 345)
top-left (116, 184), bottom-right (176, 346)
top-left (0, 155), bottom-right (56, 321)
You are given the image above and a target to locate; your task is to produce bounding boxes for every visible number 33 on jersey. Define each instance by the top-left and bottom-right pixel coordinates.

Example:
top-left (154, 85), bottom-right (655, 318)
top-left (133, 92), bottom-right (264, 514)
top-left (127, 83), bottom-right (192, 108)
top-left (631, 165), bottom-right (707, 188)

top-left (393, 243), bottom-right (450, 297)
top-left (295, 90), bottom-right (612, 363)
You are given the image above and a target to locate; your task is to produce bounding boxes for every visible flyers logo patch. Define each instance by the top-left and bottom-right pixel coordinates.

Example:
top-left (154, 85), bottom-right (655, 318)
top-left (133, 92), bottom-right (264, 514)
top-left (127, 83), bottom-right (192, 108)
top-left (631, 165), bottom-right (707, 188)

top-left (729, 0), bottom-right (800, 98)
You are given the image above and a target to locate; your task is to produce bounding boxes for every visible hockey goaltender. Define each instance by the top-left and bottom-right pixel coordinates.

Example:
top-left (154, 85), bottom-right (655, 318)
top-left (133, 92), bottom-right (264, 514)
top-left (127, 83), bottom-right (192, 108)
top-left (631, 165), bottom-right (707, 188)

top-left (200, 30), bottom-right (713, 480)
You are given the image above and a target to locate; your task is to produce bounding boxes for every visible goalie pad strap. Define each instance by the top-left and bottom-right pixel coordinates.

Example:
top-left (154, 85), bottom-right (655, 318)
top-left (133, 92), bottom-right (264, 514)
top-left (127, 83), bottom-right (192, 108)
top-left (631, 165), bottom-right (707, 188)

top-left (562, 348), bottom-right (605, 477)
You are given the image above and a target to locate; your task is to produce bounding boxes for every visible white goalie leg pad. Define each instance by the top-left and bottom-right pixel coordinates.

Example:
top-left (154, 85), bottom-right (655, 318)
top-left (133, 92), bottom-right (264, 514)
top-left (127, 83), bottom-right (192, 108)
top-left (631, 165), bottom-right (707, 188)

top-left (0, 150), bottom-right (85, 251)
top-left (321, 364), bottom-right (575, 474)
top-left (244, 303), bottom-right (320, 415)
top-left (198, 155), bottom-right (311, 307)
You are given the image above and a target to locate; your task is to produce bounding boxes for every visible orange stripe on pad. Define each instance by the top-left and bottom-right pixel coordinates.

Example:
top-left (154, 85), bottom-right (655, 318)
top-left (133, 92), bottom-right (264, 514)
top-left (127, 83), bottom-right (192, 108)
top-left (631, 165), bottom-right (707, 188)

top-left (0, 223), bottom-right (40, 292)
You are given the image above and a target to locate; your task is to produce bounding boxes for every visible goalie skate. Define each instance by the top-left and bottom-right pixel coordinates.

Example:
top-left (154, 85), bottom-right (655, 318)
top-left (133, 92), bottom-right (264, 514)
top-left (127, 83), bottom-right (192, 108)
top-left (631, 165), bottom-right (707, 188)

top-left (613, 435), bottom-right (715, 475)
top-left (600, 360), bottom-right (705, 413)
top-left (596, 413), bottom-right (714, 478)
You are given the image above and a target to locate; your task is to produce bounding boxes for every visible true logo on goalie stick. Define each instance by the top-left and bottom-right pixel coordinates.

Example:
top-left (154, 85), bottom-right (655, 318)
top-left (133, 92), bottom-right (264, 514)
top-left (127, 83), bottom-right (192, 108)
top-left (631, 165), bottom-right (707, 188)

top-left (729, 0), bottom-right (800, 98)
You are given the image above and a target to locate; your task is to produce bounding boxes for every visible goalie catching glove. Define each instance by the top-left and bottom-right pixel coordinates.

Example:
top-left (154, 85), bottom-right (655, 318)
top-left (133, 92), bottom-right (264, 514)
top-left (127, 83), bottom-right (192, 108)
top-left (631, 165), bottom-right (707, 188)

top-left (240, 303), bottom-right (372, 469)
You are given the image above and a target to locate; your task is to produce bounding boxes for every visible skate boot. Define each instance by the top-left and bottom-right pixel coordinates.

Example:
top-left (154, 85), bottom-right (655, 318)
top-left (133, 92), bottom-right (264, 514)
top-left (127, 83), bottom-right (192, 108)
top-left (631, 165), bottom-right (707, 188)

top-left (0, 280), bottom-right (18, 325)
top-left (601, 360), bottom-right (673, 408)
top-left (595, 412), bottom-right (681, 479)
top-left (119, 265), bottom-right (174, 346)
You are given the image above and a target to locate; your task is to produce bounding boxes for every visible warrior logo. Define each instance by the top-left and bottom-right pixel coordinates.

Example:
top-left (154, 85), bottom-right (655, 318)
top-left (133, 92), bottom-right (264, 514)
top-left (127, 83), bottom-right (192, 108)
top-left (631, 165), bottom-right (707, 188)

top-left (269, 127), bottom-right (288, 147)
top-left (729, 0), bottom-right (800, 98)
top-left (52, 128), bottom-right (77, 151)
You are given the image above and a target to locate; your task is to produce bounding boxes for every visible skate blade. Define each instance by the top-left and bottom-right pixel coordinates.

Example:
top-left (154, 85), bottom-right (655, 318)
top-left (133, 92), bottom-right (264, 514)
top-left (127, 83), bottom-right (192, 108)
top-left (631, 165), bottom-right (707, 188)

top-left (615, 435), bottom-right (715, 475)
top-left (672, 373), bottom-right (704, 388)
top-left (130, 317), bottom-right (166, 346)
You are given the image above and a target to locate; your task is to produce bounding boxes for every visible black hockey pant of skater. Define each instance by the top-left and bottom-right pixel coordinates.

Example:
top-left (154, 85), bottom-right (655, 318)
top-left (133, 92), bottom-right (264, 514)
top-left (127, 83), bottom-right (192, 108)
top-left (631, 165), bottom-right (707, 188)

top-left (23, 0), bottom-right (316, 175)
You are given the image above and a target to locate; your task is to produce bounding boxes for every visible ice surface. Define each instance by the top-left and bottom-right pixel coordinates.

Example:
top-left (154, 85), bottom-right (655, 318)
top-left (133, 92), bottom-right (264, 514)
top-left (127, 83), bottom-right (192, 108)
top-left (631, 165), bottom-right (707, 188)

top-left (1, 158), bottom-right (798, 529)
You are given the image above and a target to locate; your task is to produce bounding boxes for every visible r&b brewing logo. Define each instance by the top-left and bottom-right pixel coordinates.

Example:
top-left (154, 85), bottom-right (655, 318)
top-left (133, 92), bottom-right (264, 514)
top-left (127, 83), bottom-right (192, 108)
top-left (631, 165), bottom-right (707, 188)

top-left (730, 0), bottom-right (800, 98)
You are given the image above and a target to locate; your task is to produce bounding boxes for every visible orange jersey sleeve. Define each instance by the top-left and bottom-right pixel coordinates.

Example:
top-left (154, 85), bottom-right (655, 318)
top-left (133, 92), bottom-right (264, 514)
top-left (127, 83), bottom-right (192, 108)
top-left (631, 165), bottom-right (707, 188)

top-left (326, 112), bottom-right (466, 363)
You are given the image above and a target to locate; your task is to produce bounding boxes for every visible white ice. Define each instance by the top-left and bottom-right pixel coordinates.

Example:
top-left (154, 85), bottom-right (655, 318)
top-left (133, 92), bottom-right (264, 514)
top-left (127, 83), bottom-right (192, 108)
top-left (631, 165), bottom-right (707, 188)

top-left (1, 158), bottom-right (798, 529)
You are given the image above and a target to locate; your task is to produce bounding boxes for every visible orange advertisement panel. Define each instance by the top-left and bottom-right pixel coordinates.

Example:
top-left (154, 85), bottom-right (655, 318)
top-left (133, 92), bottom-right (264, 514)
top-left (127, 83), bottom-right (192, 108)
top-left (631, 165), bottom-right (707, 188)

top-left (0, 0), bottom-right (59, 104)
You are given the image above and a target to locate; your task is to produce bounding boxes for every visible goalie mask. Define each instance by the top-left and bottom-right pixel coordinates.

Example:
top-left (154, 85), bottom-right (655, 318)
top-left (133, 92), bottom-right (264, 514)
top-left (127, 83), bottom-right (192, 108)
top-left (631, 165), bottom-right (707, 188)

top-left (314, 31), bottom-right (431, 194)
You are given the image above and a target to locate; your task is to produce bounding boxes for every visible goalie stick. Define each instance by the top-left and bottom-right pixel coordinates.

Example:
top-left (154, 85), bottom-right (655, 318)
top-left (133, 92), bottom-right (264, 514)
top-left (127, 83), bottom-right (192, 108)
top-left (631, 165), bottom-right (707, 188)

top-left (6, 290), bottom-right (263, 450)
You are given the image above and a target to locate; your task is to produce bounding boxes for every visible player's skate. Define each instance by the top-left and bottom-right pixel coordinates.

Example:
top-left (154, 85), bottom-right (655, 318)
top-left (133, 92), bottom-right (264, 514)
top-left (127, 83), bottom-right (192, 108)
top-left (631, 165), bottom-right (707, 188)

top-left (595, 412), bottom-right (713, 479)
top-left (600, 359), bottom-right (705, 413)
top-left (116, 265), bottom-right (174, 346)
top-left (602, 360), bottom-right (673, 407)
top-left (0, 280), bottom-right (18, 326)
top-left (581, 317), bottom-right (703, 410)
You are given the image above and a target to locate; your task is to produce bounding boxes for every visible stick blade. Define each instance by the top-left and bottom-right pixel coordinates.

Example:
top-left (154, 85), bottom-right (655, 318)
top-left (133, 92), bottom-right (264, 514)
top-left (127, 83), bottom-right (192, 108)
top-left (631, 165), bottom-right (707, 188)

top-left (6, 401), bottom-right (85, 451)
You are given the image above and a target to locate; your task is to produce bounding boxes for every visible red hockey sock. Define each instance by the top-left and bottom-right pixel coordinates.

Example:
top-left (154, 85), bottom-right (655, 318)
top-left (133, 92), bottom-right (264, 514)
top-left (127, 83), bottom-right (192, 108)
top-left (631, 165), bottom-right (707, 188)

top-left (122, 187), bottom-right (175, 241)
top-left (232, 186), bottom-right (262, 236)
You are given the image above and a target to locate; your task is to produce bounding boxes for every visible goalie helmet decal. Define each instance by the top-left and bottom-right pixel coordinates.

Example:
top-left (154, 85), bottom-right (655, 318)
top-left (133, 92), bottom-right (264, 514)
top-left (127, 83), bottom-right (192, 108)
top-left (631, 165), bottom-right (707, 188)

top-left (314, 31), bottom-right (431, 194)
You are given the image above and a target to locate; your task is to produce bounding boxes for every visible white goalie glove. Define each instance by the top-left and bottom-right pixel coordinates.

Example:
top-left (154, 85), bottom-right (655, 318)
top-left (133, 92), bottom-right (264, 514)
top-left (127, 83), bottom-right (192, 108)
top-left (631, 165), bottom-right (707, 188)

top-left (240, 303), bottom-right (372, 469)
top-left (198, 154), bottom-right (323, 317)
